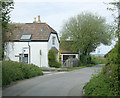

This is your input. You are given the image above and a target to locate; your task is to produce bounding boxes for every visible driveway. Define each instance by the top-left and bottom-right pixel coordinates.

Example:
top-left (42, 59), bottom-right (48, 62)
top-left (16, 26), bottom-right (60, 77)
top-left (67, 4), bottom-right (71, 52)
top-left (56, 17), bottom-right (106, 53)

top-left (2, 64), bottom-right (103, 96)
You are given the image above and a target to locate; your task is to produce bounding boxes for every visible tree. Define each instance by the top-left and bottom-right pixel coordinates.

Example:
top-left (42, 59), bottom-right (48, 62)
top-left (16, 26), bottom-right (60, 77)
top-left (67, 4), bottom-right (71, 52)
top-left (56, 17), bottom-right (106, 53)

top-left (0, 0), bottom-right (14, 60)
top-left (60, 12), bottom-right (112, 64)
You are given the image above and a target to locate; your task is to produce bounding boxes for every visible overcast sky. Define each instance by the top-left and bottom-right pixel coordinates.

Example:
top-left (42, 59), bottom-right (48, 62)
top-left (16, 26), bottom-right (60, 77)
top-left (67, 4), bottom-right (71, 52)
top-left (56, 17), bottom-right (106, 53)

top-left (10, 0), bottom-right (118, 54)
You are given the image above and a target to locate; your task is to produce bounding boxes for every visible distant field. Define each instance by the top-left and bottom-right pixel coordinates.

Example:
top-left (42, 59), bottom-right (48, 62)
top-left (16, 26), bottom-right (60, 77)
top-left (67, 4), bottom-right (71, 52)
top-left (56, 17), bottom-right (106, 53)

top-left (90, 54), bottom-right (105, 57)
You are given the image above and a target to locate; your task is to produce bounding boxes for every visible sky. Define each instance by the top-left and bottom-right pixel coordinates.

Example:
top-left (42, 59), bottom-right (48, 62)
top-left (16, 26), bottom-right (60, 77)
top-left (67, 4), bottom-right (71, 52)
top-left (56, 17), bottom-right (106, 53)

top-left (10, 0), bottom-right (118, 54)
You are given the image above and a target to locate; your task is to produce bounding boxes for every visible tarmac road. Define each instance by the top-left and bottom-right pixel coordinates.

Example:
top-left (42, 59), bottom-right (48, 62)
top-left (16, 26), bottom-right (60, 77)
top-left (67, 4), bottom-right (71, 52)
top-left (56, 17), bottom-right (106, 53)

top-left (2, 64), bottom-right (103, 96)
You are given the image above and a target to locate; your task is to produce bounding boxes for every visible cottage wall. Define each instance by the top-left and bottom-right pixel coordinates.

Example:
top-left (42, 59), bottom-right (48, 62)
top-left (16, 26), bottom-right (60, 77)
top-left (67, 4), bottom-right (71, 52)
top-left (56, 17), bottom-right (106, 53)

top-left (5, 42), bottom-right (49, 67)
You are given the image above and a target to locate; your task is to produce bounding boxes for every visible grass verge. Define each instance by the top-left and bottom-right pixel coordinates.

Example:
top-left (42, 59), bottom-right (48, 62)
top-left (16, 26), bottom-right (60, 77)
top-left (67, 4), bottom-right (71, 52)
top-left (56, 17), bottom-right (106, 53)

top-left (2, 61), bottom-right (43, 86)
top-left (83, 64), bottom-right (119, 96)
top-left (40, 66), bottom-right (86, 72)
top-left (66, 66), bottom-right (86, 71)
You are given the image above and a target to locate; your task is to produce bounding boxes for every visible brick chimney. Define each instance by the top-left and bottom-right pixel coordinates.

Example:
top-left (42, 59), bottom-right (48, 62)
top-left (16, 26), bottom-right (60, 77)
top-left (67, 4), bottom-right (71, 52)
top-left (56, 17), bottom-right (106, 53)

top-left (33, 17), bottom-right (36, 23)
top-left (38, 15), bottom-right (41, 23)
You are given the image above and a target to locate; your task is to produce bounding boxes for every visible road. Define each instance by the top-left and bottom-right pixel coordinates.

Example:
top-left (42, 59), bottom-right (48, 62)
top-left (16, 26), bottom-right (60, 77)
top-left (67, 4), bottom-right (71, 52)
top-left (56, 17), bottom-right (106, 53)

top-left (2, 64), bottom-right (103, 96)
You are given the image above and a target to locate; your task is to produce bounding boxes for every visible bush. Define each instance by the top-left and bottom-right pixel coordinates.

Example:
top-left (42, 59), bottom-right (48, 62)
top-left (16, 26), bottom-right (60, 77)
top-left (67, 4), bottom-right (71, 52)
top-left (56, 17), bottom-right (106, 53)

top-left (2, 61), bottom-right (43, 86)
top-left (84, 43), bottom-right (120, 96)
top-left (54, 61), bottom-right (61, 68)
top-left (84, 64), bottom-right (119, 96)
top-left (79, 54), bottom-right (87, 66)
top-left (106, 44), bottom-right (118, 64)
top-left (48, 50), bottom-right (60, 68)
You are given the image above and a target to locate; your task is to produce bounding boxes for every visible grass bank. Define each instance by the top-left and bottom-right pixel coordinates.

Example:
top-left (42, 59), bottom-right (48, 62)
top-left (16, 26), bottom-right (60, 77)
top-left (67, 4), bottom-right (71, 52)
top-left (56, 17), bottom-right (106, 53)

top-left (40, 66), bottom-right (86, 72)
top-left (2, 61), bottom-right (43, 86)
top-left (83, 64), bottom-right (119, 96)
top-left (66, 66), bottom-right (86, 71)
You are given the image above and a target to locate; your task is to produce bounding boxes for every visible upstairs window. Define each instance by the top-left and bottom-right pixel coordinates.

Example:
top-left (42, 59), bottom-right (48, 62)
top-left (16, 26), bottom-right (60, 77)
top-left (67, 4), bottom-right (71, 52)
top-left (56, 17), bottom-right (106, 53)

top-left (52, 36), bottom-right (55, 45)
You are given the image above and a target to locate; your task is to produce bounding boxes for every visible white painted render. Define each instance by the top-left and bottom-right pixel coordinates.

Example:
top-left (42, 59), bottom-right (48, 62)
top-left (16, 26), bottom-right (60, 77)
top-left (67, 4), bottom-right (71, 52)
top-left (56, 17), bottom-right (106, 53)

top-left (30, 42), bottom-right (48, 67)
top-left (5, 33), bottom-right (59, 67)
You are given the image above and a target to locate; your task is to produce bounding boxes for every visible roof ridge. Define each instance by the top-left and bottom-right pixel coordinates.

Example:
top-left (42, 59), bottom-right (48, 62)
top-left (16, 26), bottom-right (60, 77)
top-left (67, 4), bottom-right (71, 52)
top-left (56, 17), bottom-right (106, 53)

top-left (26, 22), bottom-right (46, 24)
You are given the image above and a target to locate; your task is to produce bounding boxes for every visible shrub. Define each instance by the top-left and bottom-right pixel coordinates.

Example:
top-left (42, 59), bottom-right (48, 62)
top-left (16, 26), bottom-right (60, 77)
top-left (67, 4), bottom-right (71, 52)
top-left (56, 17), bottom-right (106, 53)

top-left (48, 50), bottom-right (60, 68)
top-left (2, 61), bottom-right (43, 86)
top-left (79, 54), bottom-right (87, 66)
top-left (79, 54), bottom-right (93, 66)
top-left (84, 43), bottom-right (120, 96)
top-left (54, 61), bottom-right (61, 68)
top-left (106, 44), bottom-right (118, 64)
top-left (84, 64), bottom-right (119, 96)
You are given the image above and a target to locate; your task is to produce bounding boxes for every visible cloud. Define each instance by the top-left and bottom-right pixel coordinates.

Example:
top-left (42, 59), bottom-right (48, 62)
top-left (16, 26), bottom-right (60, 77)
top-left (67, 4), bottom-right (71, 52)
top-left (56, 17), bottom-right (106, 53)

top-left (11, 1), bottom-right (116, 54)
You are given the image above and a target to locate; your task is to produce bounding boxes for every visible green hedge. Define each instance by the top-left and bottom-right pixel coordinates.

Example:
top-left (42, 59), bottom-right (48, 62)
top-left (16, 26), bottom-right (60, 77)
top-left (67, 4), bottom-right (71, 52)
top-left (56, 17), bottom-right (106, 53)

top-left (2, 61), bottom-right (43, 86)
top-left (83, 64), bottom-right (119, 96)
top-left (83, 43), bottom-right (120, 96)
top-left (106, 44), bottom-right (118, 64)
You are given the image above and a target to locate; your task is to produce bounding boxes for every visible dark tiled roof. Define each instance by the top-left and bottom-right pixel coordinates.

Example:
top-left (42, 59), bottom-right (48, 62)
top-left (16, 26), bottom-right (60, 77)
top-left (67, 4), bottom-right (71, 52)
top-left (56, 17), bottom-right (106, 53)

top-left (60, 41), bottom-right (78, 54)
top-left (10, 23), bottom-right (58, 41)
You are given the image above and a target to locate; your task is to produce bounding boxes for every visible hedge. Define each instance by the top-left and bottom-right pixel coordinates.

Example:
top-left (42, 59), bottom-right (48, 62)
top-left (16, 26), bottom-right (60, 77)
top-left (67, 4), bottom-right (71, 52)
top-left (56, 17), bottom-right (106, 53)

top-left (83, 44), bottom-right (120, 96)
top-left (83, 64), bottom-right (119, 96)
top-left (2, 61), bottom-right (43, 86)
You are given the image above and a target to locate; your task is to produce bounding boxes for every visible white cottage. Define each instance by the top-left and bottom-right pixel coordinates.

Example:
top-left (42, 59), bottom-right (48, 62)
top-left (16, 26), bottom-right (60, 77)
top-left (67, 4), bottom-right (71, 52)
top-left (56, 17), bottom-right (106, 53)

top-left (5, 20), bottom-right (59, 67)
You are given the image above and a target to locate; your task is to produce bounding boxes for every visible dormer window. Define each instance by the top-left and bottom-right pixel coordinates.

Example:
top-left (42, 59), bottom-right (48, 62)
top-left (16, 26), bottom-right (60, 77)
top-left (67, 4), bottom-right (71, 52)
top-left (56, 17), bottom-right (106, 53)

top-left (20, 34), bottom-right (32, 41)
top-left (52, 36), bottom-right (55, 45)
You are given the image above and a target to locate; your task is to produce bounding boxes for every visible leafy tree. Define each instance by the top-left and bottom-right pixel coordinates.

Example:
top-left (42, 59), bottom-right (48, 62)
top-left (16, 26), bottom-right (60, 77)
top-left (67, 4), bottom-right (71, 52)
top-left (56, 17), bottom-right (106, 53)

top-left (60, 12), bottom-right (112, 65)
top-left (0, 0), bottom-right (14, 60)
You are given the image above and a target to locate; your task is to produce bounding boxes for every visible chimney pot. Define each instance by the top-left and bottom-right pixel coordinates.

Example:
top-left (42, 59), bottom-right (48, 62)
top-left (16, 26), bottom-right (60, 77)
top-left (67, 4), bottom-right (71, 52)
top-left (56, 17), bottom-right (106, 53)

top-left (34, 17), bottom-right (36, 23)
top-left (38, 15), bottom-right (41, 23)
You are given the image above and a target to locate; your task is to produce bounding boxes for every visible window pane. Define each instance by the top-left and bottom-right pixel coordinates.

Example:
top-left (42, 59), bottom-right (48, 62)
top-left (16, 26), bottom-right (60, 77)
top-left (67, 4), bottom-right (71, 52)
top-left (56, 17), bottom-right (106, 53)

top-left (19, 54), bottom-right (28, 63)
top-left (52, 37), bottom-right (55, 45)
top-left (20, 34), bottom-right (32, 41)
